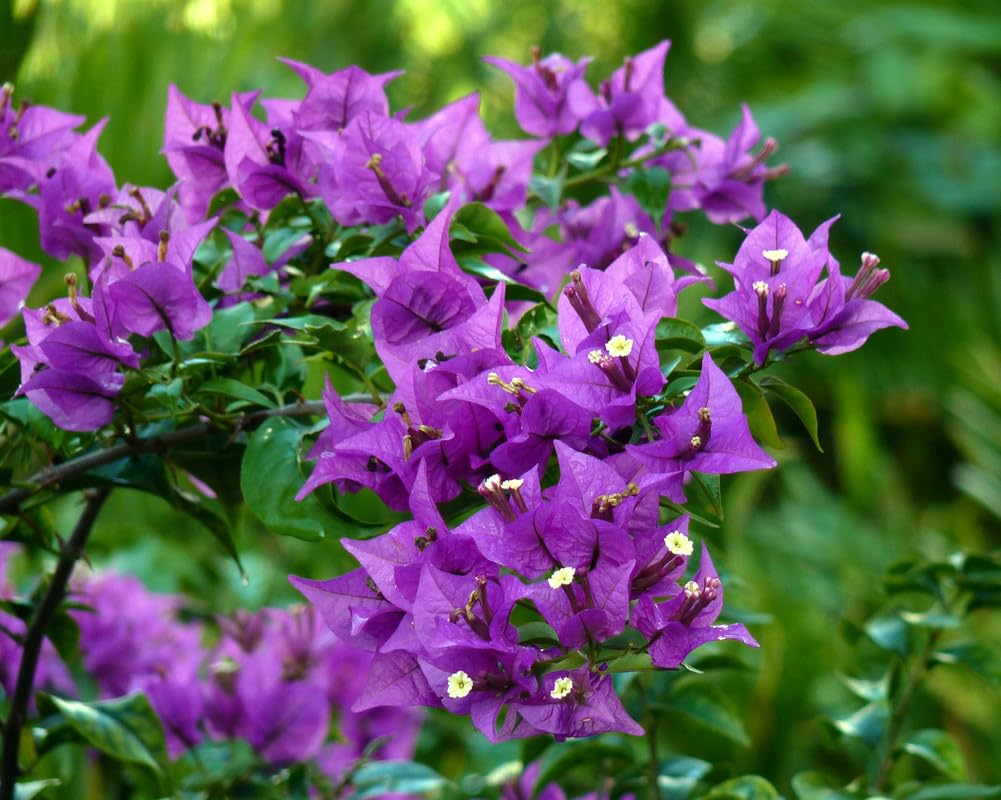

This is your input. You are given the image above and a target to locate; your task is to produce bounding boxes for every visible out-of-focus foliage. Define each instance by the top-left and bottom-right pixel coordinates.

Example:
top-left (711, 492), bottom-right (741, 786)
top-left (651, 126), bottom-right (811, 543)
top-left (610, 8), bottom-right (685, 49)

top-left (2, 0), bottom-right (999, 794)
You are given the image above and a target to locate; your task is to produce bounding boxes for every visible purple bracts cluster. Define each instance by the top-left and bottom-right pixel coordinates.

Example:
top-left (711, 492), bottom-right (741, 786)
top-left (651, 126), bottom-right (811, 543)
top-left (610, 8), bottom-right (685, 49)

top-left (293, 217), bottom-right (772, 740)
top-left (62, 563), bottom-right (421, 769)
top-left (703, 210), bottom-right (908, 364)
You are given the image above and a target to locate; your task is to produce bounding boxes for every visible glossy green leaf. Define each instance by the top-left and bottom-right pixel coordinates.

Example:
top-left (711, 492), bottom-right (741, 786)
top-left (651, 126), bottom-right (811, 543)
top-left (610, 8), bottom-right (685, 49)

top-left (703, 775), bottom-right (781, 799)
top-left (566, 145), bottom-right (607, 171)
top-left (658, 756), bottom-right (712, 800)
top-left (451, 201), bottom-right (527, 257)
top-left (352, 760), bottom-right (451, 799)
top-left (14, 780), bottom-right (61, 800)
top-left (790, 771), bottom-right (855, 800)
top-left (535, 740), bottom-right (635, 796)
top-left (623, 166), bottom-right (671, 224)
top-left (529, 174), bottom-right (563, 210)
top-left (900, 609), bottom-right (960, 629)
top-left (736, 379), bottom-right (785, 449)
top-left (839, 672), bottom-right (889, 702)
top-left (901, 785), bottom-right (1001, 800)
top-left (702, 322), bottom-right (751, 348)
top-left (241, 417), bottom-right (338, 540)
top-left (197, 378), bottom-right (276, 409)
top-left (36, 692), bottom-right (169, 777)
top-left (932, 642), bottom-right (1001, 685)
top-left (691, 471), bottom-right (724, 519)
top-left (659, 683), bottom-right (750, 747)
top-left (864, 615), bottom-right (910, 656)
top-left (759, 375), bottom-right (823, 452)
top-left (656, 317), bottom-right (706, 352)
top-left (831, 700), bottom-right (889, 747)
top-left (901, 729), bottom-right (966, 780)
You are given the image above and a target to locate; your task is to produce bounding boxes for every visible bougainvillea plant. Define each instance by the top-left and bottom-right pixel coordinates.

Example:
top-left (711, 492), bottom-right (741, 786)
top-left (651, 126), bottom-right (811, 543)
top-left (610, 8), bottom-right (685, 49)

top-left (1, 40), bottom-right (963, 800)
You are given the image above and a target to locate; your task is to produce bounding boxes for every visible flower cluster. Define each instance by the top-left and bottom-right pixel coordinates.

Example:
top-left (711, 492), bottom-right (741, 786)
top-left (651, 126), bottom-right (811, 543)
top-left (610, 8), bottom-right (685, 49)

top-left (704, 210), bottom-right (907, 364)
top-left (292, 215), bottom-right (773, 739)
top-left (0, 40), bottom-right (907, 755)
top-left (0, 546), bottom-right (420, 775)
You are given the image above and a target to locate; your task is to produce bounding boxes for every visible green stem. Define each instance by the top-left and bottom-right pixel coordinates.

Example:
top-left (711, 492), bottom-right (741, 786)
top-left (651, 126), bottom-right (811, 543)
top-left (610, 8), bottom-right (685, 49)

top-left (871, 626), bottom-right (945, 793)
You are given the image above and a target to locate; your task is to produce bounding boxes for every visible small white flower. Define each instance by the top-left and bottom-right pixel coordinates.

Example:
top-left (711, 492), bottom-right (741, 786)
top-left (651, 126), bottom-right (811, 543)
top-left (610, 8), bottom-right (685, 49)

top-left (500, 478), bottom-right (523, 490)
top-left (605, 334), bottom-right (634, 358)
top-left (587, 349), bottom-right (605, 364)
top-left (664, 530), bottom-right (693, 557)
top-left (752, 280), bottom-right (769, 297)
top-left (762, 248), bottom-right (788, 262)
top-left (550, 677), bottom-right (574, 700)
top-left (548, 566), bottom-right (576, 589)
top-left (447, 670), bottom-right (474, 699)
top-left (684, 580), bottom-right (701, 599)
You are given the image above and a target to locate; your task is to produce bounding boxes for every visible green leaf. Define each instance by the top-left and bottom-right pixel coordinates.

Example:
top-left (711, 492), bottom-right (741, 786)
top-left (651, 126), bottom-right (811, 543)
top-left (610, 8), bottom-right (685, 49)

top-left (529, 174), bottom-right (563, 210)
top-left (703, 775), bottom-right (781, 799)
top-left (900, 610), bottom-right (960, 629)
top-left (901, 729), bottom-right (966, 781)
top-left (864, 615), bottom-right (910, 655)
top-left (241, 417), bottom-right (338, 540)
top-left (790, 771), bottom-right (855, 800)
top-left (535, 741), bottom-right (635, 796)
top-left (736, 379), bottom-right (785, 449)
top-left (352, 761), bottom-right (450, 799)
top-left (932, 642), bottom-right (1001, 685)
top-left (656, 317), bottom-right (706, 352)
top-left (567, 147), bottom-right (608, 171)
top-left (900, 785), bottom-right (1001, 800)
top-left (197, 378), bottom-right (276, 410)
top-left (36, 693), bottom-right (169, 778)
top-left (14, 780), bottom-right (61, 800)
top-left (702, 322), bottom-right (750, 348)
top-left (691, 472), bottom-right (723, 519)
top-left (659, 683), bottom-right (750, 747)
top-left (623, 166), bottom-right (671, 223)
top-left (423, 190), bottom-right (452, 220)
top-left (658, 756), bottom-right (712, 800)
top-left (759, 376), bottom-right (823, 452)
top-left (451, 202), bottom-right (528, 257)
top-left (831, 700), bottom-right (890, 747)
top-left (456, 258), bottom-right (547, 304)
top-left (206, 187), bottom-right (240, 217)
top-left (517, 621), bottom-right (560, 646)
top-left (605, 652), bottom-right (655, 673)
top-left (168, 492), bottom-right (245, 577)
top-left (839, 672), bottom-right (889, 702)
top-left (199, 301), bottom-right (258, 354)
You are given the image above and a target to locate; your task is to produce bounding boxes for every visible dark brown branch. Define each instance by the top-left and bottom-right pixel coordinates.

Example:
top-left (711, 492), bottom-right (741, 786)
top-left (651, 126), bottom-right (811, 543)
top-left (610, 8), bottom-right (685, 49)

top-left (0, 487), bottom-right (110, 799)
top-left (0, 399), bottom-right (332, 516)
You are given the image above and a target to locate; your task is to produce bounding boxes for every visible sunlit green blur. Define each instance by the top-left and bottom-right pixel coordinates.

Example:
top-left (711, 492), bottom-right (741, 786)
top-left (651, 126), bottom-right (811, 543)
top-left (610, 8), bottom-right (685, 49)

top-left (2, 0), bottom-right (1000, 792)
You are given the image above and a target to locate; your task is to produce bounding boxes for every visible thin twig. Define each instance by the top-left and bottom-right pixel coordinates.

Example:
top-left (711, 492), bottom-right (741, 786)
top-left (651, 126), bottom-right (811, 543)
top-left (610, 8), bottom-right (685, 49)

top-left (0, 487), bottom-right (110, 800)
top-left (0, 398), bottom-right (342, 515)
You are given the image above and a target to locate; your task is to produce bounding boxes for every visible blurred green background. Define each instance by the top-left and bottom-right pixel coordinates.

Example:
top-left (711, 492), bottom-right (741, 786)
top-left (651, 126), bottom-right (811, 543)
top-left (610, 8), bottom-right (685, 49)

top-left (2, 0), bottom-right (1000, 792)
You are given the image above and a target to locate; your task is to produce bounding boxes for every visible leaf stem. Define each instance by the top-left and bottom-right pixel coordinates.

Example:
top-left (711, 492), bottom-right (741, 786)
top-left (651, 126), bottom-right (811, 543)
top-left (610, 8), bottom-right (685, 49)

top-left (871, 618), bottom-right (949, 792)
top-left (0, 487), bottom-right (110, 800)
